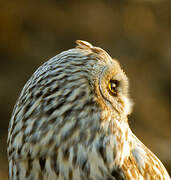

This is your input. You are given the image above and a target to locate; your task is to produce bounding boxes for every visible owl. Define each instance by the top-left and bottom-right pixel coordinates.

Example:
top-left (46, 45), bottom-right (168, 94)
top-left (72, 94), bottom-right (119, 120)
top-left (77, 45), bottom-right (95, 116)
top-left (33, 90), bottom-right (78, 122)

top-left (7, 40), bottom-right (170, 180)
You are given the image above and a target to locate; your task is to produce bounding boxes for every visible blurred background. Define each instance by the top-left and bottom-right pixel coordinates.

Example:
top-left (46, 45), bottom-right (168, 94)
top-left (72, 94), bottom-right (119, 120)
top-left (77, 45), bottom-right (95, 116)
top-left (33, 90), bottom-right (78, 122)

top-left (0, 0), bottom-right (171, 179)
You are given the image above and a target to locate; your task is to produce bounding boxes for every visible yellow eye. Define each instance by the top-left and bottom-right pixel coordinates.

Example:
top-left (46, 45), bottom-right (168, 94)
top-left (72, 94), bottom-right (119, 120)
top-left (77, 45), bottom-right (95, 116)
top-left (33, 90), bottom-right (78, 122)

top-left (108, 80), bottom-right (119, 96)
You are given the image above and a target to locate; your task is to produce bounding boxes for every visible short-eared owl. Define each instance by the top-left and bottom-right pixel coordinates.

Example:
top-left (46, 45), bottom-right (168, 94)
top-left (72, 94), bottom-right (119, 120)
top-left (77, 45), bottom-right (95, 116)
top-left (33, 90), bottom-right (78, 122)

top-left (7, 40), bottom-right (170, 179)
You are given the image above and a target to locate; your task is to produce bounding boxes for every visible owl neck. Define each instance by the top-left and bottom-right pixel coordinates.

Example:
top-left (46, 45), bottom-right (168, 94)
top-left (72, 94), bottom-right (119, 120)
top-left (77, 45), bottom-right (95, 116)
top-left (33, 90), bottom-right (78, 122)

top-left (98, 113), bottom-right (131, 167)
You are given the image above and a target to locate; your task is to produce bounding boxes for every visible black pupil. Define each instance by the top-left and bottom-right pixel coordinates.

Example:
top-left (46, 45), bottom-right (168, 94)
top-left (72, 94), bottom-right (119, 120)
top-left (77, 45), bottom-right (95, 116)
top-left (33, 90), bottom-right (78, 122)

top-left (110, 80), bottom-right (119, 95)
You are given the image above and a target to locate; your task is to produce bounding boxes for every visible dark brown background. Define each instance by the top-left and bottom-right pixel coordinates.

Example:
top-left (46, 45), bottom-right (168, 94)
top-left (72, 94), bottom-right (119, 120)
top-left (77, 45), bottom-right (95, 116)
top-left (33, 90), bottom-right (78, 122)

top-left (0, 0), bottom-right (171, 179)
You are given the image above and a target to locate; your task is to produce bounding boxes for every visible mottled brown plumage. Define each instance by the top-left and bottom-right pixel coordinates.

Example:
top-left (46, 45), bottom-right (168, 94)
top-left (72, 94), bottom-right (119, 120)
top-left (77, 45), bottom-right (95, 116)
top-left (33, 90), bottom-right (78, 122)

top-left (7, 40), bottom-right (170, 180)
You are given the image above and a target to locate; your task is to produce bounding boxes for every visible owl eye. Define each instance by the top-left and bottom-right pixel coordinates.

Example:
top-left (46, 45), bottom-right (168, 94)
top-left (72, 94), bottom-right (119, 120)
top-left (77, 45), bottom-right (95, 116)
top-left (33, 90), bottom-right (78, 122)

top-left (108, 79), bottom-right (119, 96)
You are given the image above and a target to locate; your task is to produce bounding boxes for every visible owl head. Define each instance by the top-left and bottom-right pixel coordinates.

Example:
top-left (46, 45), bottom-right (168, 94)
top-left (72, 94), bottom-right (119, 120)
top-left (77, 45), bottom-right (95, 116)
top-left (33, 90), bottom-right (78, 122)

top-left (76, 40), bottom-right (133, 117)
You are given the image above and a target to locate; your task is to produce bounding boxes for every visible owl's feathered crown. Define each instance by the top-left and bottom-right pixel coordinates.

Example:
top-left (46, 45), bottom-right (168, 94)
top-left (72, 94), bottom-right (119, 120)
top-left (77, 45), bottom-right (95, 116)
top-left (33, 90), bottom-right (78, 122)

top-left (76, 40), bottom-right (112, 62)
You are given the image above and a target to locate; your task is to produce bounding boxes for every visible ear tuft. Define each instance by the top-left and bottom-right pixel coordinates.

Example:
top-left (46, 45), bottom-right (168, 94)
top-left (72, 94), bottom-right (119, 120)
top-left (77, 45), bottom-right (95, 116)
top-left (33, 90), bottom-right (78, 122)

top-left (76, 40), bottom-right (93, 50)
